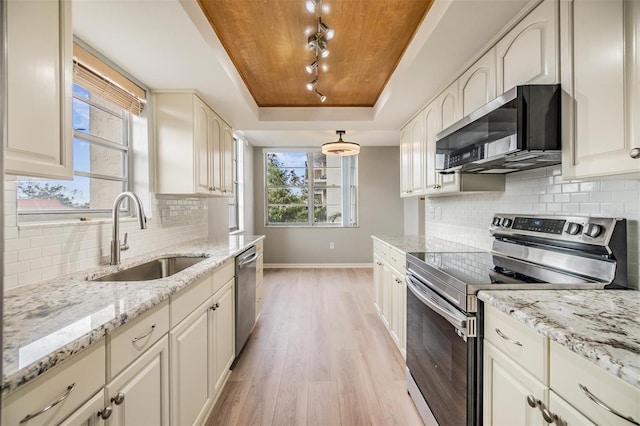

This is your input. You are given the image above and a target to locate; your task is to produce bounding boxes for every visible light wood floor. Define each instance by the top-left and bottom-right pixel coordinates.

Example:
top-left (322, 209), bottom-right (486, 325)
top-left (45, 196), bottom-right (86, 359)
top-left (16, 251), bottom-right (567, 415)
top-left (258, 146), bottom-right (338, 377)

top-left (205, 268), bottom-right (422, 426)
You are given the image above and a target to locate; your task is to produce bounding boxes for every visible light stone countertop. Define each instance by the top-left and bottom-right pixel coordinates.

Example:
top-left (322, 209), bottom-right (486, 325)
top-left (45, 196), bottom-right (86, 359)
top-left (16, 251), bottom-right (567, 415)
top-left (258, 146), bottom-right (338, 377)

top-left (371, 234), bottom-right (486, 254)
top-left (2, 234), bottom-right (264, 397)
top-left (479, 290), bottom-right (640, 390)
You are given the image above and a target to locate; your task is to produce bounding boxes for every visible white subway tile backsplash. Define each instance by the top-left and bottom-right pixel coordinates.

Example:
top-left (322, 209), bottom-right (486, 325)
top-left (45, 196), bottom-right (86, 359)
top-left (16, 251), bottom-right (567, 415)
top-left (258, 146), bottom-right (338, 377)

top-left (4, 183), bottom-right (210, 290)
top-left (424, 165), bottom-right (640, 289)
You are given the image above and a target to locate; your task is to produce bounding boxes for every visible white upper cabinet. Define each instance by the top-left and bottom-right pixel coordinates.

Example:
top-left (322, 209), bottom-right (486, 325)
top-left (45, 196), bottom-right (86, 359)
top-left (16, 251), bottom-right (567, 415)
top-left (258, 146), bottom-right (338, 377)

top-left (437, 81), bottom-right (462, 131)
top-left (423, 103), bottom-right (440, 190)
top-left (459, 48), bottom-right (497, 117)
top-left (496, 0), bottom-right (559, 94)
top-left (155, 91), bottom-right (234, 196)
top-left (5, 0), bottom-right (73, 179)
top-left (561, 0), bottom-right (640, 178)
top-left (399, 112), bottom-right (426, 197)
top-left (400, 127), bottom-right (412, 196)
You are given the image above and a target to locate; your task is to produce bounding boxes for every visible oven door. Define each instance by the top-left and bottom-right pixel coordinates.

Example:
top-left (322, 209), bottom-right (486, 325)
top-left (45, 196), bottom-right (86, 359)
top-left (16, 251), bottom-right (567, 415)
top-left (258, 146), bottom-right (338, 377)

top-left (405, 273), bottom-right (477, 426)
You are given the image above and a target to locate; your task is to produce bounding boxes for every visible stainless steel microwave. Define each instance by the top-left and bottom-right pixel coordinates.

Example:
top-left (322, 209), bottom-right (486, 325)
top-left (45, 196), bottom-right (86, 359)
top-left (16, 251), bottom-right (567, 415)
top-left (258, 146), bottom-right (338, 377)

top-left (435, 84), bottom-right (561, 174)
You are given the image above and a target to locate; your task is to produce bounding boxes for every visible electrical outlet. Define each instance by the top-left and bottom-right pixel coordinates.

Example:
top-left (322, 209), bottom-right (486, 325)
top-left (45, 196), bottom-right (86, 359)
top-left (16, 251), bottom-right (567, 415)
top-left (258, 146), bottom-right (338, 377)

top-left (329, 242), bottom-right (335, 249)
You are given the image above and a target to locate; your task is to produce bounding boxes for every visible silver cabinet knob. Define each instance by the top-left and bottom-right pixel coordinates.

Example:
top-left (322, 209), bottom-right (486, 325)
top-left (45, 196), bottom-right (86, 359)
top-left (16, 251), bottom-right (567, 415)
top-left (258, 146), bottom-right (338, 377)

top-left (630, 148), bottom-right (640, 159)
top-left (526, 394), bottom-right (541, 408)
top-left (111, 392), bottom-right (125, 405)
top-left (98, 407), bottom-right (113, 420)
top-left (541, 408), bottom-right (557, 424)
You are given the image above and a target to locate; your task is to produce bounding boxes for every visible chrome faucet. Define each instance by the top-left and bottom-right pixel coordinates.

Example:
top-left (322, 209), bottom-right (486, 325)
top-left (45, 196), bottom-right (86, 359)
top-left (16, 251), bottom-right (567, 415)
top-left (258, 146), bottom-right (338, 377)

top-left (110, 192), bottom-right (148, 265)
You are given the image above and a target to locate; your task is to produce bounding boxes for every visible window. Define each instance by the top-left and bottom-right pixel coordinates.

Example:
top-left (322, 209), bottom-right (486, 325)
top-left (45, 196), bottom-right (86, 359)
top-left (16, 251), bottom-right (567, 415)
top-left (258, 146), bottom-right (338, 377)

top-left (16, 42), bottom-right (146, 218)
top-left (264, 150), bottom-right (358, 226)
top-left (229, 137), bottom-right (241, 232)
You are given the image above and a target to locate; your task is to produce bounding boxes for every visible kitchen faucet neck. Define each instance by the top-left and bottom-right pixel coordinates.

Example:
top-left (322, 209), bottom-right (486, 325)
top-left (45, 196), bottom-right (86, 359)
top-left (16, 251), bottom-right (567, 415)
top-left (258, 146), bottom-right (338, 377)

top-left (110, 192), bottom-right (147, 265)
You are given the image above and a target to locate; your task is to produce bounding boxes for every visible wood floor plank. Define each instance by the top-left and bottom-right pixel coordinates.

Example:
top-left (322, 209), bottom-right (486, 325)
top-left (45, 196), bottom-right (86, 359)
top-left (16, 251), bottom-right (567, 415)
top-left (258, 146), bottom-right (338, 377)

top-left (206, 268), bottom-right (422, 426)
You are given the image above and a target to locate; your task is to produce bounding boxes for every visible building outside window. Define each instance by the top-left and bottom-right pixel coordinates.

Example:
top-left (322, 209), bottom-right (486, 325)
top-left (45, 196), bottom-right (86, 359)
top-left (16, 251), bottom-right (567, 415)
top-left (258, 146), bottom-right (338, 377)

top-left (264, 150), bottom-right (358, 227)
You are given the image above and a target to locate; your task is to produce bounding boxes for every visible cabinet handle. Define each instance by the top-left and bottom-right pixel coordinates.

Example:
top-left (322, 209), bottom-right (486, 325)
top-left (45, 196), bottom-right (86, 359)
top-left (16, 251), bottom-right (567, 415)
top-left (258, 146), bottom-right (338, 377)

top-left (111, 392), bottom-right (125, 405)
top-left (98, 406), bottom-right (113, 420)
top-left (541, 408), bottom-right (558, 424)
top-left (630, 148), bottom-right (640, 159)
top-left (495, 328), bottom-right (523, 347)
top-left (526, 394), bottom-right (542, 408)
top-left (395, 278), bottom-right (402, 284)
top-left (216, 302), bottom-right (220, 308)
top-left (579, 384), bottom-right (639, 425)
top-left (210, 304), bottom-right (217, 311)
top-left (131, 324), bottom-right (156, 343)
top-left (19, 383), bottom-right (76, 424)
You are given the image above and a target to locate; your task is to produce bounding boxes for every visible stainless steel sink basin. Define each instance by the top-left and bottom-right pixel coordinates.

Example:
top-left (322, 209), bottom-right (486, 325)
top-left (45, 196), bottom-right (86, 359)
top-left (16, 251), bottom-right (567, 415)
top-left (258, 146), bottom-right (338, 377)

top-left (92, 256), bottom-right (207, 282)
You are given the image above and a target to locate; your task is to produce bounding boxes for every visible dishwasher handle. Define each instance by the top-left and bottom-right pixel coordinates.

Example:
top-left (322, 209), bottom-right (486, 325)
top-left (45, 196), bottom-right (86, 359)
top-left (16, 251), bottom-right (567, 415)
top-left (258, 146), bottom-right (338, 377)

top-left (238, 251), bottom-right (258, 267)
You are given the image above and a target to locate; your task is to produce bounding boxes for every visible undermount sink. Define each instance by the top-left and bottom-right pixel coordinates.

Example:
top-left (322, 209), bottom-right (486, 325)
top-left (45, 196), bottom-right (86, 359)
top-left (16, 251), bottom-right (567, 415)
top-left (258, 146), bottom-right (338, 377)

top-left (91, 256), bottom-right (207, 282)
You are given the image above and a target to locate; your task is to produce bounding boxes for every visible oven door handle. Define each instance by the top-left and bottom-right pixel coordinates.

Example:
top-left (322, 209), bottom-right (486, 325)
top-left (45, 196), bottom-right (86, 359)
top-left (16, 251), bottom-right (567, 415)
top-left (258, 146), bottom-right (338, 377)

top-left (406, 274), bottom-right (472, 338)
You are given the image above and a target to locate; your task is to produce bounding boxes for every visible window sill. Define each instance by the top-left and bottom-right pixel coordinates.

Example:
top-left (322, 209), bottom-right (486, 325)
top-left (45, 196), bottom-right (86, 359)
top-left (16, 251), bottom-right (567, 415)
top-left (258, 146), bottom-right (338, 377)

top-left (17, 216), bottom-right (143, 230)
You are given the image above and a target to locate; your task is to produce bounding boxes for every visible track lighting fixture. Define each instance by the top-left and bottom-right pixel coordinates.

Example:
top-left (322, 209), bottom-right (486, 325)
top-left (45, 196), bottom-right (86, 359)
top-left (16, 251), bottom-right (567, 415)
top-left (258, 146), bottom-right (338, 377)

top-left (306, 78), bottom-right (318, 91)
top-left (306, 60), bottom-right (318, 74)
top-left (304, 0), bottom-right (333, 103)
top-left (322, 131), bottom-right (360, 156)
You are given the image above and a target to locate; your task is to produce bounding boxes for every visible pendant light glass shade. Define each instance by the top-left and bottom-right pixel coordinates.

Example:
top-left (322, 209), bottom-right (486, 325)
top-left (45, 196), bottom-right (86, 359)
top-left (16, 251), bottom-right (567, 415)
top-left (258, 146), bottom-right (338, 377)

top-left (322, 131), bottom-right (360, 156)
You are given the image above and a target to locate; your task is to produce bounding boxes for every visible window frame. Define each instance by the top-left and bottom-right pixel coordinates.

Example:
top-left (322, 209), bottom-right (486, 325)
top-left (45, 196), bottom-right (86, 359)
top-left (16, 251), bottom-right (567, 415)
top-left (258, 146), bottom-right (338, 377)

top-left (263, 148), bottom-right (358, 228)
top-left (229, 136), bottom-right (240, 232)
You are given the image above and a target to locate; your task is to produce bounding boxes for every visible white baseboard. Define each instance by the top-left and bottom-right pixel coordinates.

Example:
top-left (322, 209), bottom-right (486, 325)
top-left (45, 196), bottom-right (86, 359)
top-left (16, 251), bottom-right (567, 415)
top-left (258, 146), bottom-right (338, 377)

top-left (264, 263), bottom-right (373, 269)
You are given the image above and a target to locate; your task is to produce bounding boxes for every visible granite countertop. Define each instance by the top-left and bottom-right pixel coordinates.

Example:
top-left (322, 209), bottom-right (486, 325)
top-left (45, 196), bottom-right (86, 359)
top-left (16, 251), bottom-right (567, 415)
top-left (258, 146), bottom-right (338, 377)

top-left (2, 234), bottom-right (264, 397)
top-left (479, 290), bottom-right (640, 390)
top-left (371, 234), bottom-right (486, 254)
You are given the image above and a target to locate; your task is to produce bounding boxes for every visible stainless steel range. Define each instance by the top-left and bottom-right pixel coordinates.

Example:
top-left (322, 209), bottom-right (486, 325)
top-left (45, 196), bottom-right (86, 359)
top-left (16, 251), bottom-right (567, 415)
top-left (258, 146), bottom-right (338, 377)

top-left (405, 214), bottom-right (629, 426)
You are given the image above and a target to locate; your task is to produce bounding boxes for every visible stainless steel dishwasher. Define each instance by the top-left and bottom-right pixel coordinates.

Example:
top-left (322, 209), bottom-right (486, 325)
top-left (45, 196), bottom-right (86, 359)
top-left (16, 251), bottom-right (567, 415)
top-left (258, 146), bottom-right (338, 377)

top-left (234, 246), bottom-right (257, 363)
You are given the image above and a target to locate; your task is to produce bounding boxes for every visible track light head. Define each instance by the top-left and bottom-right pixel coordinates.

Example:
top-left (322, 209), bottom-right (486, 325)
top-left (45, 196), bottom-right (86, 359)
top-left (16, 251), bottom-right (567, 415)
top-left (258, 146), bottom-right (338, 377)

top-left (305, 0), bottom-right (319, 13)
top-left (320, 47), bottom-right (330, 58)
top-left (315, 90), bottom-right (326, 102)
top-left (319, 19), bottom-right (334, 40)
top-left (306, 78), bottom-right (318, 91)
top-left (306, 60), bottom-right (318, 74)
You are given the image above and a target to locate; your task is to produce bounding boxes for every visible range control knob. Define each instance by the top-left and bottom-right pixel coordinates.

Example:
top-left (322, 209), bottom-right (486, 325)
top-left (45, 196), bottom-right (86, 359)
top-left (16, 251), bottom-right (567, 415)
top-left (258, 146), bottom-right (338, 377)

top-left (583, 223), bottom-right (603, 238)
top-left (565, 222), bottom-right (583, 235)
top-left (492, 217), bottom-right (502, 226)
top-left (501, 218), bottom-right (513, 228)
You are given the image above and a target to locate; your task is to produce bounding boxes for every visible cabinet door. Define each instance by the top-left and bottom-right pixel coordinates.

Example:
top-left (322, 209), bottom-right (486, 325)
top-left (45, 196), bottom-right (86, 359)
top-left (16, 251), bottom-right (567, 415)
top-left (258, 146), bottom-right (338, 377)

top-left (170, 299), bottom-right (214, 426)
top-left (58, 390), bottom-right (105, 426)
top-left (389, 268), bottom-right (406, 357)
top-left (496, 0), bottom-right (559, 94)
top-left (548, 391), bottom-right (595, 426)
top-left (194, 97), bottom-right (212, 194)
top-left (373, 254), bottom-right (384, 315)
top-left (5, 0), bottom-right (72, 179)
top-left (483, 341), bottom-right (547, 426)
top-left (400, 126), bottom-right (412, 196)
top-left (106, 336), bottom-right (169, 426)
top-left (211, 280), bottom-right (235, 397)
top-left (380, 263), bottom-right (392, 329)
top-left (410, 115), bottom-right (425, 194)
top-left (459, 48), bottom-right (497, 117)
top-left (561, 0), bottom-right (640, 178)
top-left (423, 102), bottom-right (440, 191)
top-left (222, 124), bottom-right (235, 196)
top-left (438, 81), bottom-right (461, 131)
top-left (209, 111), bottom-right (223, 195)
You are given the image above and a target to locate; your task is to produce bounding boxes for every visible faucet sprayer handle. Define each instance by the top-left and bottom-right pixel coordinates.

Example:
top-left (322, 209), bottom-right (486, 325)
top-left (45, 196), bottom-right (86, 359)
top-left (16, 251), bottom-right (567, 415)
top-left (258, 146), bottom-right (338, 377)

top-left (121, 233), bottom-right (129, 252)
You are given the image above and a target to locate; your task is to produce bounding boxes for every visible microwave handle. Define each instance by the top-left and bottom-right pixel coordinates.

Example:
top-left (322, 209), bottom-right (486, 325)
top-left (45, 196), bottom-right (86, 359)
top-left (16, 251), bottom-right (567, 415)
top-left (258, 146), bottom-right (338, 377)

top-left (406, 274), bottom-right (470, 337)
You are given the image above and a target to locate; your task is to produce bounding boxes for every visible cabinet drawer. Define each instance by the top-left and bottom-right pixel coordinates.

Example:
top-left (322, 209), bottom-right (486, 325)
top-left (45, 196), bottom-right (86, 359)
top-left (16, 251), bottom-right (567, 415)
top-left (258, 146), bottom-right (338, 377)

top-left (388, 247), bottom-right (406, 274)
top-left (484, 304), bottom-right (548, 383)
top-left (550, 341), bottom-right (640, 425)
top-left (212, 260), bottom-right (235, 296)
top-left (109, 300), bottom-right (169, 378)
top-left (171, 273), bottom-right (212, 328)
top-left (373, 240), bottom-right (389, 259)
top-left (2, 341), bottom-right (105, 426)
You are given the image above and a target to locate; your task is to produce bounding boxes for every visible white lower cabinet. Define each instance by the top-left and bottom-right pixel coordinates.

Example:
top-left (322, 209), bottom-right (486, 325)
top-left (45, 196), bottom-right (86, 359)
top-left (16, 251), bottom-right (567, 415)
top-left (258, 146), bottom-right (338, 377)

top-left (58, 390), bottom-right (106, 426)
top-left (372, 240), bottom-right (406, 358)
top-left (548, 391), bottom-right (595, 426)
top-left (170, 278), bottom-right (235, 426)
top-left (170, 297), bottom-right (215, 426)
top-left (106, 336), bottom-right (169, 426)
top-left (483, 341), bottom-right (548, 426)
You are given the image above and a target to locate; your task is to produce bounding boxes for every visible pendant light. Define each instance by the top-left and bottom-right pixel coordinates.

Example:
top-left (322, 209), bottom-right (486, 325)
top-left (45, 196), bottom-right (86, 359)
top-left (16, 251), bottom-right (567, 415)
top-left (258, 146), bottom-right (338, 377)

top-left (322, 130), bottom-right (360, 156)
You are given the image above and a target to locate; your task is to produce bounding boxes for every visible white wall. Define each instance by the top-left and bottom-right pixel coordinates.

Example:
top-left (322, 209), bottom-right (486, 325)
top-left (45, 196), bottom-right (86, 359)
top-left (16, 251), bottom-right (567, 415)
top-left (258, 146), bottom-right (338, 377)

top-left (423, 165), bottom-right (640, 289)
top-left (254, 146), bottom-right (404, 265)
top-left (241, 137), bottom-right (255, 235)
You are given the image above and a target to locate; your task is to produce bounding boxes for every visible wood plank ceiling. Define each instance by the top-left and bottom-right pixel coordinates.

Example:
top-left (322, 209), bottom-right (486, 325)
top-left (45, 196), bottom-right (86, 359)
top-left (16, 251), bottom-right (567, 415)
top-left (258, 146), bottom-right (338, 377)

top-left (197, 0), bottom-right (434, 107)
